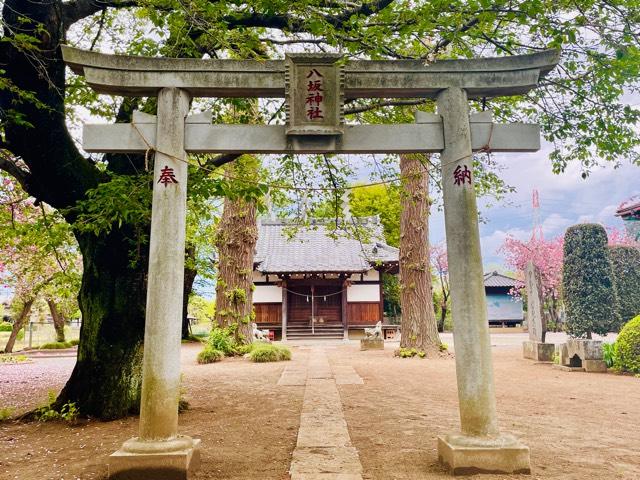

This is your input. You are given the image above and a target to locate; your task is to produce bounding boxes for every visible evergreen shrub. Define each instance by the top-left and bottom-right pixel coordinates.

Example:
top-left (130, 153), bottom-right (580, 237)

top-left (0, 322), bottom-right (12, 332)
top-left (609, 246), bottom-right (640, 327)
top-left (562, 224), bottom-right (619, 337)
top-left (197, 347), bottom-right (224, 364)
top-left (248, 344), bottom-right (291, 362)
top-left (614, 315), bottom-right (640, 373)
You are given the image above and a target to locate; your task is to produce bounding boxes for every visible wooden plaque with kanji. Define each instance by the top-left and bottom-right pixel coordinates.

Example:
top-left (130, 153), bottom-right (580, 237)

top-left (285, 53), bottom-right (344, 136)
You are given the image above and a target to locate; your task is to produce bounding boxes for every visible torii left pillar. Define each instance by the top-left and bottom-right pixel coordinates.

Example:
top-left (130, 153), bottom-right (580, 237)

top-left (109, 88), bottom-right (201, 479)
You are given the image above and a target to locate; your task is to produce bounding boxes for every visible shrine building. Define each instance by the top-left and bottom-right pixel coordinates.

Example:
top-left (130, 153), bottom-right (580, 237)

top-left (615, 198), bottom-right (640, 241)
top-left (483, 271), bottom-right (524, 328)
top-left (252, 217), bottom-right (398, 340)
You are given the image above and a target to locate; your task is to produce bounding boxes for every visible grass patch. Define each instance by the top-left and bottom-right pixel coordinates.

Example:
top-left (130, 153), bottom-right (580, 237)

top-left (0, 354), bottom-right (30, 364)
top-left (248, 343), bottom-right (291, 363)
top-left (197, 347), bottom-right (224, 364)
top-left (0, 407), bottom-right (14, 421)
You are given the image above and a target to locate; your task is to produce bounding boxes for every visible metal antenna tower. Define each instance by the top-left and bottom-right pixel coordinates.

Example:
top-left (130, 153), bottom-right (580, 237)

top-left (531, 189), bottom-right (543, 240)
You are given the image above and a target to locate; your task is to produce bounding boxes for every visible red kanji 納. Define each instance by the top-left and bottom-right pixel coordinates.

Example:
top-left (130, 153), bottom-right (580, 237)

top-left (453, 165), bottom-right (472, 186)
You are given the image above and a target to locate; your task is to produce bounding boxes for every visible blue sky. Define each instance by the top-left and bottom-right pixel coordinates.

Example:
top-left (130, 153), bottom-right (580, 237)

top-left (427, 142), bottom-right (640, 268)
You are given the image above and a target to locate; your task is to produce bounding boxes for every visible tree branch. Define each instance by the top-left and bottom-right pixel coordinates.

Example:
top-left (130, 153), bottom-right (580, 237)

top-left (220, 0), bottom-right (394, 32)
top-left (62, 0), bottom-right (138, 29)
top-left (205, 153), bottom-right (242, 170)
top-left (0, 150), bottom-right (32, 190)
top-left (344, 98), bottom-right (428, 115)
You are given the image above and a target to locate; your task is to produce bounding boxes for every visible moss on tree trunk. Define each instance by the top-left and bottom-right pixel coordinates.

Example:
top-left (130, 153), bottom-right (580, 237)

top-left (54, 229), bottom-right (147, 419)
top-left (213, 160), bottom-right (259, 343)
top-left (399, 154), bottom-right (441, 356)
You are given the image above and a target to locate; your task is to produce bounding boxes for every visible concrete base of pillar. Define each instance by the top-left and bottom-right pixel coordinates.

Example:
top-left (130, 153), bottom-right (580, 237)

top-left (108, 437), bottom-right (201, 480)
top-left (522, 341), bottom-right (555, 362)
top-left (360, 338), bottom-right (384, 350)
top-left (437, 433), bottom-right (530, 475)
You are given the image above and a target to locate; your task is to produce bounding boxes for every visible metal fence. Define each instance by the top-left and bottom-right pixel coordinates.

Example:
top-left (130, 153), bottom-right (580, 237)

top-left (0, 322), bottom-right (81, 351)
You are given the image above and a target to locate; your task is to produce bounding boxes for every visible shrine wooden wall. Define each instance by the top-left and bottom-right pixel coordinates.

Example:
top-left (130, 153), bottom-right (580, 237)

top-left (254, 303), bottom-right (282, 325)
top-left (347, 302), bottom-right (381, 325)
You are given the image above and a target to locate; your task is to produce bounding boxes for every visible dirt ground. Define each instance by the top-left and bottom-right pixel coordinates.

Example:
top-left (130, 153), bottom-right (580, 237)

top-left (1, 342), bottom-right (639, 479)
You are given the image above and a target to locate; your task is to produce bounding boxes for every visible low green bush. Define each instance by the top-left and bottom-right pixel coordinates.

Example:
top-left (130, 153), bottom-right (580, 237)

top-left (0, 321), bottom-right (13, 332)
top-left (236, 343), bottom-right (256, 355)
top-left (613, 315), bottom-right (640, 373)
top-left (602, 342), bottom-right (619, 368)
top-left (206, 325), bottom-right (239, 355)
top-left (197, 347), bottom-right (224, 364)
top-left (248, 344), bottom-right (291, 363)
top-left (68, 339), bottom-right (79, 346)
top-left (39, 341), bottom-right (73, 350)
top-left (34, 391), bottom-right (78, 423)
top-left (396, 347), bottom-right (425, 358)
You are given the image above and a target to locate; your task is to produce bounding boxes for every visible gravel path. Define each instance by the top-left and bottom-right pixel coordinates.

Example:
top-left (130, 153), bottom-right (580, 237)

top-left (0, 357), bottom-right (76, 413)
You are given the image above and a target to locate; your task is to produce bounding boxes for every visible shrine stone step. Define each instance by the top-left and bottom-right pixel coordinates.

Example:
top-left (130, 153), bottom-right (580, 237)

top-left (286, 325), bottom-right (344, 340)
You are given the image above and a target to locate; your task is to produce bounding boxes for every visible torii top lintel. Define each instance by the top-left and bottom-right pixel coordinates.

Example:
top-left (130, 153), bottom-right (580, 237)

top-left (61, 46), bottom-right (559, 100)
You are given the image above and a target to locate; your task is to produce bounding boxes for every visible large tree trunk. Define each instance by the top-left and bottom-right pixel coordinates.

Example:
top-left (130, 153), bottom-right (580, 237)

top-left (3, 299), bottom-right (35, 353)
top-left (399, 154), bottom-right (441, 356)
top-left (213, 162), bottom-right (258, 343)
top-left (182, 244), bottom-right (197, 339)
top-left (54, 229), bottom-right (147, 419)
top-left (1, 2), bottom-right (150, 419)
top-left (47, 299), bottom-right (66, 343)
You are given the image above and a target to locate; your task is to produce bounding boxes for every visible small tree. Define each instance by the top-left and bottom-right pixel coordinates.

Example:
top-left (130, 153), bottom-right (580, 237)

top-left (562, 224), bottom-right (619, 338)
top-left (430, 242), bottom-right (450, 332)
top-left (609, 246), bottom-right (640, 328)
top-left (499, 234), bottom-right (564, 327)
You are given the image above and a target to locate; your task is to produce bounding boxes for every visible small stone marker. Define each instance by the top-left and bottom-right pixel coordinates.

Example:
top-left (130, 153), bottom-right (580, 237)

top-left (555, 338), bottom-right (607, 373)
top-left (522, 261), bottom-right (555, 362)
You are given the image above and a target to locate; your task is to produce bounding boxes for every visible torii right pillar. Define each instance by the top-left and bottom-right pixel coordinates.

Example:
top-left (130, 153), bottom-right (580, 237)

top-left (436, 87), bottom-right (530, 475)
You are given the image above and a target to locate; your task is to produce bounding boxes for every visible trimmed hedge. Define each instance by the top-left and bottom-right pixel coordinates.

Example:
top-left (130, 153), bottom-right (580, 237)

top-left (248, 344), bottom-right (291, 363)
top-left (0, 322), bottom-right (13, 332)
top-left (197, 347), bottom-right (224, 364)
top-left (609, 246), bottom-right (640, 328)
top-left (614, 315), bottom-right (640, 373)
top-left (562, 224), bottom-right (619, 337)
top-left (39, 341), bottom-right (74, 349)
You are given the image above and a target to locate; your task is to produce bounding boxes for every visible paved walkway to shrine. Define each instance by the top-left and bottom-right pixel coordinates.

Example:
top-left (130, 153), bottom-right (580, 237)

top-left (283, 347), bottom-right (365, 480)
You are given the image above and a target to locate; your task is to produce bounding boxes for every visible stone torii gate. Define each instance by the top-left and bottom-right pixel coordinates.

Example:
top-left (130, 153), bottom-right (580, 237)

top-left (62, 46), bottom-right (558, 479)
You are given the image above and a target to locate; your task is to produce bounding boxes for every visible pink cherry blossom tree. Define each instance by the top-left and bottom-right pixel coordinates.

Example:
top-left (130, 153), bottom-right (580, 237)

top-left (1, 176), bottom-right (81, 352)
top-left (430, 242), bottom-right (450, 332)
top-left (499, 234), bottom-right (565, 327)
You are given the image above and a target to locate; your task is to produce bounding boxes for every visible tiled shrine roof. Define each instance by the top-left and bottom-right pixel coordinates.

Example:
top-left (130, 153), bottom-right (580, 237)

top-left (254, 217), bottom-right (398, 274)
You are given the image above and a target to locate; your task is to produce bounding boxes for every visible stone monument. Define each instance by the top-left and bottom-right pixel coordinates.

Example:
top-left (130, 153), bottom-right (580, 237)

top-left (522, 261), bottom-right (555, 361)
top-left (62, 45), bottom-right (559, 478)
